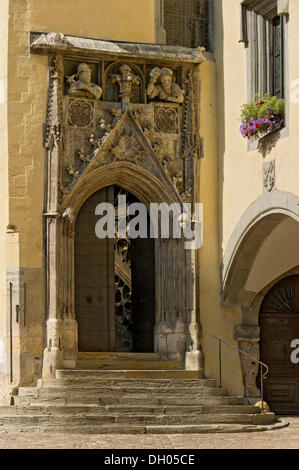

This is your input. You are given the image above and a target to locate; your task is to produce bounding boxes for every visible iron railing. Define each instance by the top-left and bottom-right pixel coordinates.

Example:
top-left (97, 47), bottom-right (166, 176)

top-left (206, 331), bottom-right (269, 413)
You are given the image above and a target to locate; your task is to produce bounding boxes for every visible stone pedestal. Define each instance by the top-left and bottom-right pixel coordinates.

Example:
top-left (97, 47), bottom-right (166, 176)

top-left (62, 318), bottom-right (78, 368)
top-left (154, 321), bottom-right (186, 367)
top-left (42, 319), bottom-right (64, 377)
top-left (234, 325), bottom-right (260, 397)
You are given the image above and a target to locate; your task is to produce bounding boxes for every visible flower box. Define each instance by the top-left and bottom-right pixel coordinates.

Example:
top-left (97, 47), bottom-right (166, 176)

top-left (240, 94), bottom-right (285, 140)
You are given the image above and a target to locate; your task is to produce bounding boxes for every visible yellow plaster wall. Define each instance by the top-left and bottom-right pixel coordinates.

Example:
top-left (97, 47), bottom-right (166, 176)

top-left (201, 0), bottom-right (299, 395)
top-left (7, 0), bottom-right (157, 270)
top-left (215, 0), bottom-right (299, 253)
top-left (7, 0), bottom-right (47, 269)
top-left (199, 54), bottom-right (243, 395)
top-left (245, 218), bottom-right (299, 293)
top-left (3, 0), bottom-right (157, 389)
top-left (29, 0), bottom-right (157, 44)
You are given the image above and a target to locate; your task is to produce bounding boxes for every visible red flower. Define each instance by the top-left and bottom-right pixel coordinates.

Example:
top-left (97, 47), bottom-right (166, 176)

top-left (255, 124), bottom-right (259, 128)
top-left (259, 100), bottom-right (264, 105)
top-left (250, 132), bottom-right (254, 136)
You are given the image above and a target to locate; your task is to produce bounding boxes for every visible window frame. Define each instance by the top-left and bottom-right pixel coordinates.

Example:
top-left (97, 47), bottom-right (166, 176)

top-left (240, 0), bottom-right (289, 149)
top-left (163, 0), bottom-right (213, 51)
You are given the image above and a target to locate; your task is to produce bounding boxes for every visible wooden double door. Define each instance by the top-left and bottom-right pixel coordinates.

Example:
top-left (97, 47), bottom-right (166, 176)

top-left (74, 186), bottom-right (155, 353)
top-left (260, 275), bottom-right (299, 414)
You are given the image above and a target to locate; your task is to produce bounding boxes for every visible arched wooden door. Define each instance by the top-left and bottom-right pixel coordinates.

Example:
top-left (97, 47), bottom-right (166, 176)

top-left (260, 275), bottom-right (299, 414)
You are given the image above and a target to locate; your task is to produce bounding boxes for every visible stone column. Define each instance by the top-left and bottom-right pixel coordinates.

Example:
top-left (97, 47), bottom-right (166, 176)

top-left (184, 61), bottom-right (204, 374)
top-left (234, 325), bottom-right (261, 397)
top-left (185, 247), bottom-right (204, 375)
top-left (61, 208), bottom-right (78, 369)
top-left (42, 214), bottom-right (64, 377)
top-left (42, 56), bottom-right (64, 377)
top-left (154, 238), bottom-right (186, 367)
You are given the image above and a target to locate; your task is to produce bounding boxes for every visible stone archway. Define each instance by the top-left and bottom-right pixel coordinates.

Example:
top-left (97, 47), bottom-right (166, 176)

top-left (67, 163), bottom-right (198, 365)
top-left (43, 161), bottom-right (204, 376)
top-left (41, 49), bottom-right (204, 378)
top-left (222, 191), bottom-right (299, 398)
top-left (74, 185), bottom-right (156, 353)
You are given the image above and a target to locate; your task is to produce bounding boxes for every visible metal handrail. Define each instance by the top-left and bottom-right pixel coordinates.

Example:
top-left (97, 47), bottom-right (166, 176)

top-left (206, 330), bottom-right (269, 413)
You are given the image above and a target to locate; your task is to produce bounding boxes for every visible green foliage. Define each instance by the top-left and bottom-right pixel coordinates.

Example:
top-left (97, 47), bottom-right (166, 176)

top-left (240, 93), bottom-right (284, 123)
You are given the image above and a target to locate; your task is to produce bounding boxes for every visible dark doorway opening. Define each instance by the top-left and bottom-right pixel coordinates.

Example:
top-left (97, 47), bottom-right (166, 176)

top-left (75, 185), bottom-right (155, 353)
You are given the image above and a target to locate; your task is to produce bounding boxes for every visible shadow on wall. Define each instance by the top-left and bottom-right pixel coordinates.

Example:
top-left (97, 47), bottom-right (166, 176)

top-left (214, 0), bottom-right (225, 269)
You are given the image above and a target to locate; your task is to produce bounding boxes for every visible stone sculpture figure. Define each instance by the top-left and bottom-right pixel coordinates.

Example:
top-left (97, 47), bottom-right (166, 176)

top-left (147, 67), bottom-right (185, 103)
top-left (66, 63), bottom-right (102, 100)
top-left (112, 64), bottom-right (140, 110)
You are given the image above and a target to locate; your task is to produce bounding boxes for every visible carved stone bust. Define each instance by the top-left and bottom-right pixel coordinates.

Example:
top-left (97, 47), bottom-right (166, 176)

top-left (147, 67), bottom-right (185, 104)
top-left (112, 64), bottom-right (140, 97)
top-left (66, 63), bottom-right (102, 100)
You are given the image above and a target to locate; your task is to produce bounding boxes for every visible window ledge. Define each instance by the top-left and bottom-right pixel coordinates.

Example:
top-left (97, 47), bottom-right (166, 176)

top-left (247, 124), bottom-right (288, 152)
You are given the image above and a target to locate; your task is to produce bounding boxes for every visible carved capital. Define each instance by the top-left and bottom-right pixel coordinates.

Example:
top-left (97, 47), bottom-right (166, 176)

top-left (234, 325), bottom-right (260, 342)
top-left (62, 207), bottom-right (75, 225)
top-left (278, 0), bottom-right (289, 15)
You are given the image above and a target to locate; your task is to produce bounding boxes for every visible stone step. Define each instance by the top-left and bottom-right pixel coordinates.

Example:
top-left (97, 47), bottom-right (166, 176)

top-left (13, 394), bottom-right (244, 407)
top-left (0, 421), bottom-right (288, 435)
top-left (18, 386), bottom-right (228, 398)
top-left (55, 369), bottom-right (202, 379)
top-left (35, 385), bottom-right (220, 395)
top-left (0, 412), bottom-right (276, 426)
top-left (0, 404), bottom-right (261, 416)
top-left (77, 352), bottom-right (161, 361)
top-left (37, 377), bottom-right (217, 388)
top-left (75, 360), bottom-right (180, 370)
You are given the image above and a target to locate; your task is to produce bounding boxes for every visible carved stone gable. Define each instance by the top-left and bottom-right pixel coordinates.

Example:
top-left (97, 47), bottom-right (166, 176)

top-left (62, 109), bottom-right (179, 204)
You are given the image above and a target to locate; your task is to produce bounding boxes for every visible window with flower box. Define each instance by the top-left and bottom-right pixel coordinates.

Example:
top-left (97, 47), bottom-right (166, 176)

top-left (240, 0), bottom-right (287, 100)
top-left (240, 0), bottom-right (289, 144)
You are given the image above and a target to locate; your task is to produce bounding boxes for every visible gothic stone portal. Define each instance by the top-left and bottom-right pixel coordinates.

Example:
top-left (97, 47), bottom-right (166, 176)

top-left (75, 186), bottom-right (155, 353)
top-left (42, 48), bottom-right (204, 377)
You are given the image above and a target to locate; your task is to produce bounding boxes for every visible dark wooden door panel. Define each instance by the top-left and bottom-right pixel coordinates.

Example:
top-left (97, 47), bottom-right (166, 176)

top-left (75, 187), bottom-right (115, 352)
top-left (131, 236), bottom-right (155, 352)
top-left (260, 275), bottom-right (299, 414)
top-left (75, 185), bottom-right (155, 353)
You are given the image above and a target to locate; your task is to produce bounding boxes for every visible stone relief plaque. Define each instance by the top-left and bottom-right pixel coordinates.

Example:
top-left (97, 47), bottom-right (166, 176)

top-left (263, 160), bottom-right (275, 192)
top-left (68, 99), bottom-right (94, 128)
top-left (154, 105), bottom-right (178, 134)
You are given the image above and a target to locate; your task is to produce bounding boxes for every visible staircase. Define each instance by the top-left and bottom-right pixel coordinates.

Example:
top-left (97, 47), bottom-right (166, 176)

top-left (0, 353), bottom-right (285, 434)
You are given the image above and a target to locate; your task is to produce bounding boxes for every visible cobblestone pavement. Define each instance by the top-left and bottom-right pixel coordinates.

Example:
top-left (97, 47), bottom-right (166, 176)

top-left (0, 417), bottom-right (298, 449)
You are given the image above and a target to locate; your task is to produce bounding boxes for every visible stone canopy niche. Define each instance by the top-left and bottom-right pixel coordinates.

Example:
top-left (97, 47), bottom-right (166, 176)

top-left (30, 32), bottom-right (205, 376)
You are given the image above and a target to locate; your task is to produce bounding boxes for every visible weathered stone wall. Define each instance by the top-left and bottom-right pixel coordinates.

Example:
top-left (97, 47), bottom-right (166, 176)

top-left (0, 0), bottom-right (159, 403)
top-left (0, 0), bottom-right (10, 404)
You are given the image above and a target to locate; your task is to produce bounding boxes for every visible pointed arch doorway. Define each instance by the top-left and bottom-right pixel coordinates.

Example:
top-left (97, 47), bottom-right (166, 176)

top-left (75, 185), bottom-right (155, 353)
